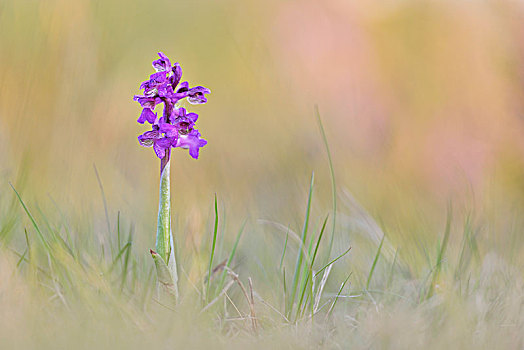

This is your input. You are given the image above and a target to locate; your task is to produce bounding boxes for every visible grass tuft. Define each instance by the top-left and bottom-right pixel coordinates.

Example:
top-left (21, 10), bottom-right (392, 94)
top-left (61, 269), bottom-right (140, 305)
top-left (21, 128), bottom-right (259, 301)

top-left (287, 172), bottom-right (314, 319)
top-left (206, 194), bottom-right (220, 303)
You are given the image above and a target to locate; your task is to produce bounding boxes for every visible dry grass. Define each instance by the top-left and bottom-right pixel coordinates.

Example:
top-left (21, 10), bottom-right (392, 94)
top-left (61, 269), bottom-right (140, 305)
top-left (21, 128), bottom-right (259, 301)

top-left (1, 0), bottom-right (524, 348)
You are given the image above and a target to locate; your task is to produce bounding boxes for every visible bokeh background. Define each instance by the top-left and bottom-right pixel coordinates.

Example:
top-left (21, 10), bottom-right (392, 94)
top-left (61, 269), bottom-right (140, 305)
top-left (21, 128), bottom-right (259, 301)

top-left (2, 0), bottom-right (524, 249)
top-left (1, 0), bottom-right (524, 348)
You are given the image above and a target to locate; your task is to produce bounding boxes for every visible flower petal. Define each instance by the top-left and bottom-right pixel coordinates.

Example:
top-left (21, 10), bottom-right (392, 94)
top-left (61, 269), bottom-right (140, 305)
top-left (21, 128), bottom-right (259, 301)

top-left (137, 108), bottom-right (157, 124)
top-left (176, 81), bottom-right (189, 93)
top-left (159, 119), bottom-right (178, 137)
top-left (170, 63), bottom-right (182, 88)
top-left (187, 86), bottom-right (211, 104)
top-left (138, 130), bottom-right (161, 147)
top-left (157, 136), bottom-right (177, 148)
top-left (134, 96), bottom-right (161, 109)
top-left (186, 112), bottom-right (198, 123)
top-left (175, 130), bottom-right (207, 159)
top-left (173, 116), bottom-right (195, 135)
top-left (153, 142), bottom-right (166, 159)
top-left (156, 83), bottom-right (173, 99)
top-left (153, 136), bottom-right (177, 159)
top-left (172, 107), bottom-right (186, 118)
top-left (149, 71), bottom-right (167, 85)
top-left (152, 52), bottom-right (172, 72)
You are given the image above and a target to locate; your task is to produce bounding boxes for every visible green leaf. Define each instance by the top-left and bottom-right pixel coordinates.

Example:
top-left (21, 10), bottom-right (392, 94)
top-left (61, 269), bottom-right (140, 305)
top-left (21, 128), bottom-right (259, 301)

top-left (150, 249), bottom-right (177, 297)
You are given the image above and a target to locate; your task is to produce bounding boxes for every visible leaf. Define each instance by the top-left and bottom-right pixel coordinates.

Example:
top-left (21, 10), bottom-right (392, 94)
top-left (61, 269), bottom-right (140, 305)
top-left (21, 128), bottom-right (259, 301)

top-left (150, 249), bottom-right (176, 296)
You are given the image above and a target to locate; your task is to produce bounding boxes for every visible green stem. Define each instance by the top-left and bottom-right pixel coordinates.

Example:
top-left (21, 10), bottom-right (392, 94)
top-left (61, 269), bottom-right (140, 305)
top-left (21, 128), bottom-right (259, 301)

top-left (155, 159), bottom-right (179, 299)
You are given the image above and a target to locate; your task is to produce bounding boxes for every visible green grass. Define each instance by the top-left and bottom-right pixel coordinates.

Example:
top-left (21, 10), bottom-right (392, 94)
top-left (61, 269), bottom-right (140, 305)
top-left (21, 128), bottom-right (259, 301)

top-left (286, 172), bottom-right (314, 319)
top-left (205, 194), bottom-right (220, 303)
top-left (2, 176), bottom-right (523, 349)
top-left (315, 106), bottom-right (338, 264)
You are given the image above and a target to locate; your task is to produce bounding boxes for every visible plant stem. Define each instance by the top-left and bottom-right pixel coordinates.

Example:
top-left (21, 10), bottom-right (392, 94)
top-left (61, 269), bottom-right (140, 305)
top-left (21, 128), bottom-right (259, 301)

top-left (155, 155), bottom-right (178, 299)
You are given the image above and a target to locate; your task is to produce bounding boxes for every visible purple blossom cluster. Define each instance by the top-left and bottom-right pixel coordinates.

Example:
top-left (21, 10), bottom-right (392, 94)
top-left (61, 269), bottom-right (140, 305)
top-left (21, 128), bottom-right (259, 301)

top-left (134, 52), bottom-right (210, 160)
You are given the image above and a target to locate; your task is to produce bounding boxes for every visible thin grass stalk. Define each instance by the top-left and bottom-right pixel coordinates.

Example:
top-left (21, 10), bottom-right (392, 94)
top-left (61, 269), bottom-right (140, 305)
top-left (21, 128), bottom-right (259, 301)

top-left (314, 246), bottom-right (352, 278)
top-left (386, 247), bottom-right (399, 290)
top-left (313, 264), bottom-right (333, 314)
top-left (366, 234), bottom-right (385, 290)
top-left (287, 172), bottom-right (314, 319)
top-left (93, 164), bottom-right (111, 236)
top-left (216, 220), bottom-right (246, 296)
top-left (295, 214), bottom-right (329, 321)
top-left (315, 106), bottom-right (337, 263)
top-left (279, 228), bottom-right (289, 270)
top-left (10, 183), bottom-right (51, 253)
top-left (426, 202), bottom-right (452, 300)
top-left (206, 194), bottom-right (219, 303)
top-left (295, 232), bottom-right (316, 321)
top-left (326, 272), bottom-right (352, 319)
top-left (121, 231), bottom-right (133, 292)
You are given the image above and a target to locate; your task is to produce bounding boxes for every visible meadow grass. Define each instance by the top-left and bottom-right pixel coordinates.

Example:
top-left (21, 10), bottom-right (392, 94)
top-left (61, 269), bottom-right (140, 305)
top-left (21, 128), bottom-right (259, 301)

top-left (1, 164), bottom-right (523, 350)
top-left (2, 1), bottom-right (524, 348)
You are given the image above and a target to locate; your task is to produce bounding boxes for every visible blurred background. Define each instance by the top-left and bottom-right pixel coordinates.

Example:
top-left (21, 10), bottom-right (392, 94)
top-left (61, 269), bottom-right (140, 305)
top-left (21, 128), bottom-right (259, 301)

top-left (1, 0), bottom-right (524, 265)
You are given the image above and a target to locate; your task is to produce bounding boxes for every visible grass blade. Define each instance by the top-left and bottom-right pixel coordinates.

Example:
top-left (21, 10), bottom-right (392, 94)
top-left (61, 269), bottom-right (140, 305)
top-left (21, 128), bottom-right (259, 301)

top-left (10, 183), bottom-right (51, 253)
top-left (313, 264), bottom-right (332, 314)
top-left (282, 267), bottom-right (287, 311)
top-left (311, 215), bottom-right (329, 273)
top-left (93, 164), bottom-right (111, 235)
top-left (226, 220), bottom-right (244, 271)
top-left (279, 228), bottom-right (289, 270)
top-left (287, 172), bottom-right (314, 319)
top-left (117, 211), bottom-right (121, 252)
top-left (295, 214), bottom-right (329, 321)
top-left (206, 194), bottom-right (219, 303)
top-left (107, 242), bottom-right (131, 275)
top-left (315, 106), bottom-right (337, 262)
top-left (295, 227), bottom-right (316, 321)
top-left (386, 247), bottom-right (399, 290)
top-left (366, 234), bottom-right (385, 290)
top-left (120, 231), bottom-right (133, 291)
top-left (16, 229), bottom-right (31, 268)
top-left (426, 202), bottom-right (452, 300)
top-left (326, 272), bottom-right (352, 318)
top-left (314, 246), bottom-right (352, 278)
top-left (216, 220), bottom-right (246, 295)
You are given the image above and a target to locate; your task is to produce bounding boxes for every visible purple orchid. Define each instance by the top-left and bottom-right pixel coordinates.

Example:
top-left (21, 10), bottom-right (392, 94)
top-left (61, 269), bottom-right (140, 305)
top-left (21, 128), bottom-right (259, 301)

top-left (176, 130), bottom-right (208, 159)
top-left (135, 52), bottom-right (210, 166)
top-left (138, 123), bottom-right (178, 159)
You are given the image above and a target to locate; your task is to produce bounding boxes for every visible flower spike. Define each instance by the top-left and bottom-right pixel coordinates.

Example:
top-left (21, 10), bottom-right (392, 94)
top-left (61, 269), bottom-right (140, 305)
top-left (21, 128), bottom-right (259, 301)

top-left (134, 52), bottom-right (210, 165)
